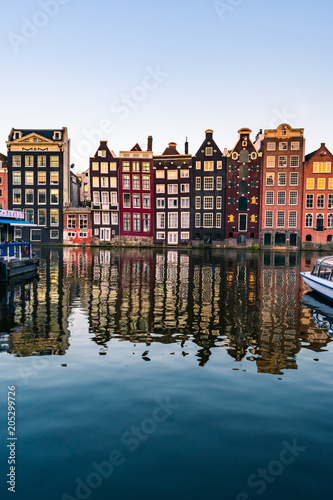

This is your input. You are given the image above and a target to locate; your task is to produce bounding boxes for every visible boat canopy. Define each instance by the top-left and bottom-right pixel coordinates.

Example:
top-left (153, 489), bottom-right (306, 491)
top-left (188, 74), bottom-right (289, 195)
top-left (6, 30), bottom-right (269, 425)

top-left (0, 218), bottom-right (37, 227)
top-left (313, 256), bottom-right (333, 267)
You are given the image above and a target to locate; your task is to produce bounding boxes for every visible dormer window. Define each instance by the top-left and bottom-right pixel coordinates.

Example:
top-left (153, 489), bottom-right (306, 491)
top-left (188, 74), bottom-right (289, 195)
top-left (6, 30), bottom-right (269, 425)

top-left (98, 150), bottom-right (106, 157)
top-left (13, 131), bottom-right (22, 140)
top-left (281, 129), bottom-right (287, 136)
top-left (53, 131), bottom-right (61, 140)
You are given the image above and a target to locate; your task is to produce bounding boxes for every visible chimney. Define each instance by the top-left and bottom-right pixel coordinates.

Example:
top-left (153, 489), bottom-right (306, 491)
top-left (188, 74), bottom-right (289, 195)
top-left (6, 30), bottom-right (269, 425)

top-left (223, 148), bottom-right (228, 156)
top-left (147, 135), bottom-right (153, 151)
top-left (185, 137), bottom-right (189, 154)
top-left (205, 129), bottom-right (213, 140)
top-left (321, 143), bottom-right (325, 148)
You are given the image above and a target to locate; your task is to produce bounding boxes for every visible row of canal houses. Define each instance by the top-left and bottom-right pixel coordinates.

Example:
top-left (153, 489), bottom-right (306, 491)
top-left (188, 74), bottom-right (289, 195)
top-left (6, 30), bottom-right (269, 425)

top-left (1, 123), bottom-right (333, 249)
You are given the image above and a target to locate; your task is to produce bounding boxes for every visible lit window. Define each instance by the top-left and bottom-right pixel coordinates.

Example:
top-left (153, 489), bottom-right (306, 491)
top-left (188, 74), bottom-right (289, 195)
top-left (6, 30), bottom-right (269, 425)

top-left (279, 142), bottom-right (288, 150)
top-left (318, 178), bottom-right (326, 189)
top-left (100, 162), bottom-right (108, 173)
top-left (50, 209), bottom-right (59, 226)
top-left (203, 213), bottom-right (213, 227)
top-left (50, 189), bottom-right (59, 204)
top-left (156, 184), bottom-right (165, 194)
top-left (156, 170), bottom-right (165, 178)
top-left (13, 171), bottom-right (21, 184)
top-left (25, 189), bottom-right (34, 204)
top-left (167, 170), bottom-right (178, 180)
top-left (12, 155), bottom-right (21, 167)
top-left (123, 214), bottom-right (131, 231)
top-left (216, 177), bottom-right (222, 190)
top-left (196, 161), bottom-right (201, 170)
top-left (204, 177), bottom-right (214, 190)
top-left (267, 142), bottom-right (276, 151)
top-left (266, 156), bottom-right (275, 167)
top-left (291, 142), bottom-right (300, 150)
top-left (110, 162), bottom-right (117, 171)
top-left (110, 177), bottom-right (117, 188)
top-left (133, 214), bottom-right (141, 231)
top-left (50, 156), bottom-right (59, 167)
top-left (195, 177), bottom-right (201, 190)
top-left (313, 162), bottom-right (331, 173)
top-left (205, 147), bottom-right (213, 156)
top-left (92, 162), bottom-right (99, 171)
top-left (142, 162), bottom-right (150, 172)
top-left (142, 175), bottom-right (150, 189)
top-left (25, 156), bottom-right (34, 167)
top-left (278, 172), bottom-right (286, 186)
top-left (204, 161), bottom-right (214, 171)
top-left (181, 170), bottom-right (189, 178)
top-left (13, 189), bottom-right (21, 204)
top-left (92, 177), bottom-right (99, 188)
top-left (266, 173), bottom-right (275, 186)
top-left (50, 172), bottom-right (59, 184)
top-left (278, 156), bottom-right (287, 167)
top-left (306, 178), bottom-right (314, 190)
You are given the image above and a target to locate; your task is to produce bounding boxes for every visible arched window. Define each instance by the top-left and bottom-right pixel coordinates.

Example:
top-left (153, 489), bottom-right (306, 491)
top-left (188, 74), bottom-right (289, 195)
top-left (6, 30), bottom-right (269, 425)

top-left (238, 196), bottom-right (248, 211)
top-left (250, 233), bottom-right (255, 239)
top-left (239, 180), bottom-right (248, 194)
top-left (230, 180), bottom-right (235, 188)
top-left (251, 196), bottom-right (256, 204)
top-left (230, 196), bottom-right (235, 204)
top-left (306, 234), bottom-right (312, 242)
top-left (239, 164), bottom-right (249, 178)
top-left (229, 215), bottom-right (234, 223)
top-left (229, 232), bottom-right (233, 238)
top-left (239, 150), bottom-right (249, 163)
top-left (306, 214), bottom-right (313, 227)
top-left (328, 214), bottom-right (333, 228)
top-left (327, 235), bottom-right (333, 242)
top-left (230, 164), bottom-right (236, 172)
top-left (252, 180), bottom-right (257, 188)
top-left (251, 214), bottom-right (256, 222)
top-left (253, 165), bottom-right (258, 172)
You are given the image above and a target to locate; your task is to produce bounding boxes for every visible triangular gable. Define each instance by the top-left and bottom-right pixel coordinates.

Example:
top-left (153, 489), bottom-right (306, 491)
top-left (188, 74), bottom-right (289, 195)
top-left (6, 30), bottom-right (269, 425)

top-left (14, 132), bottom-right (56, 144)
top-left (131, 143), bottom-right (142, 152)
top-left (228, 128), bottom-right (260, 157)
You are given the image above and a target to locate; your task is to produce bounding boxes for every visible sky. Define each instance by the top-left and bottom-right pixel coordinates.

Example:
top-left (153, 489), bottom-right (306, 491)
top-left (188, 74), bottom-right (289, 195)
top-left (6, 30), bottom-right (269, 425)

top-left (1, 0), bottom-right (333, 172)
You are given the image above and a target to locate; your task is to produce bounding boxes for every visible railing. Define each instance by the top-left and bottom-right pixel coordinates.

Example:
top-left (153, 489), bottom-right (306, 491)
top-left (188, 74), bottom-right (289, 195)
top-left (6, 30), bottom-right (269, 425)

top-left (0, 242), bottom-right (31, 262)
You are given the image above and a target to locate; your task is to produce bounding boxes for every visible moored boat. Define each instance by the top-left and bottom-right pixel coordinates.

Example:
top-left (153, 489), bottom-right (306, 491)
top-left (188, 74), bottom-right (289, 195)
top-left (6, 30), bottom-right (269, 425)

top-left (300, 256), bottom-right (333, 300)
top-left (0, 210), bottom-right (38, 281)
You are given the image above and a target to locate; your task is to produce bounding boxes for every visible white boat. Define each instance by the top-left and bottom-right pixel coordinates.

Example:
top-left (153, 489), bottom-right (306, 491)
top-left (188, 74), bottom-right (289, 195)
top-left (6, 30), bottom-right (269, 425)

top-left (300, 256), bottom-right (333, 300)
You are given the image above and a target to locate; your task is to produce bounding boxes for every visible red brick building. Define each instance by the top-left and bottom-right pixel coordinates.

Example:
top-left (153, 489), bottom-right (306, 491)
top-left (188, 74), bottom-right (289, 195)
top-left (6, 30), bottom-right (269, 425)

top-left (260, 123), bottom-right (305, 248)
top-left (225, 128), bottom-right (261, 246)
top-left (302, 143), bottom-right (333, 248)
top-left (63, 207), bottom-right (92, 245)
top-left (119, 142), bottom-right (154, 245)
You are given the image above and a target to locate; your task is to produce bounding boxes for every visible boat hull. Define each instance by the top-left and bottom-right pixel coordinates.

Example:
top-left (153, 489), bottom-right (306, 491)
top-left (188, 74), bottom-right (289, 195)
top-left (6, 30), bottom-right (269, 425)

top-left (300, 272), bottom-right (333, 300)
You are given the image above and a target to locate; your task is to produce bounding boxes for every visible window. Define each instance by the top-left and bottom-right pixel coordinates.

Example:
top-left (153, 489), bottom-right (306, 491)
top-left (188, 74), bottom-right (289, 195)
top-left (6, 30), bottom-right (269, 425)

top-left (31, 230), bottom-right (41, 241)
top-left (266, 173), bottom-right (275, 186)
top-left (98, 150), bottom-right (106, 158)
top-left (204, 161), bottom-right (214, 171)
top-left (204, 197), bottom-right (214, 209)
top-left (289, 191), bottom-right (298, 205)
top-left (38, 189), bottom-right (46, 204)
top-left (253, 165), bottom-right (258, 172)
top-left (290, 172), bottom-right (298, 186)
top-left (122, 162), bottom-right (130, 171)
top-left (25, 209), bottom-right (34, 224)
top-left (167, 170), bottom-right (178, 180)
top-left (131, 162), bottom-right (139, 172)
top-left (305, 213), bottom-right (313, 227)
top-left (265, 191), bottom-right (274, 205)
top-left (290, 156), bottom-right (299, 167)
top-left (328, 194), bottom-right (333, 209)
top-left (195, 213), bottom-right (201, 227)
top-left (168, 184), bottom-right (178, 194)
top-left (142, 175), bottom-right (151, 190)
top-left (251, 196), bottom-right (256, 204)
top-left (157, 213), bottom-right (165, 229)
top-left (317, 194), bottom-right (325, 208)
top-left (156, 170), bottom-right (165, 179)
top-left (230, 196), bottom-right (235, 204)
top-left (204, 177), bottom-right (214, 190)
top-left (216, 177), bottom-right (222, 190)
top-left (123, 214), bottom-right (130, 231)
top-left (181, 212), bottom-right (190, 228)
top-left (37, 171), bottom-right (46, 185)
top-left (50, 172), bottom-right (58, 184)
top-left (181, 197), bottom-right (189, 208)
top-left (50, 156), bottom-right (59, 167)
top-left (142, 162), bottom-right (150, 172)
top-left (229, 214), bottom-right (234, 223)
top-left (216, 196), bottom-right (222, 209)
top-left (143, 195), bottom-right (150, 208)
top-left (168, 198), bottom-right (178, 208)
top-left (278, 172), bottom-right (286, 186)
top-left (68, 215), bottom-right (76, 229)
top-left (38, 209), bottom-right (47, 226)
top-left (203, 213), bottom-right (213, 227)
top-left (318, 178), bottom-right (326, 189)
top-left (289, 211), bottom-right (297, 228)
top-left (133, 214), bottom-right (140, 231)
top-left (278, 156), bottom-right (287, 167)
top-left (123, 193), bottom-right (131, 208)
top-left (195, 196), bottom-right (201, 209)
top-left (50, 209), bottom-right (59, 226)
top-left (13, 171), bottom-right (21, 184)
top-left (205, 147), bottom-right (213, 156)
top-left (156, 232), bottom-right (165, 239)
top-left (266, 156), bottom-right (275, 167)
top-left (230, 164), bottom-right (236, 172)
top-left (156, 184), bottom-right (165, 194)
top-left (216, 213), bottom-right (221, 227)
top-left (111, 212), bottom-right (118, 225)
top-left (143, 214), bottom-right (150, 232)
top-left (265, 211), bottom-right (273, 227)
top-left (313, 162), bottom-right (331, 173)
top-left (328, 214), bottom-right (333, 228)
top-left (101, 162), bottom-right (108, 173)
top-left (291, 142), bottom-right (300, 150)
top-left (181, 170), bottom-right (189, 178)
top-left (101, 177), bottom-right (108, 188)
top-left (279, 142), bottom-right (288, 150)
top-left (281, 129), bottom-right (287, 136)
top-left (92, 177), bottom-right (99, 188)
top-left (329, 179), bottom-right (333, 190)
top-left (168, 213), bottom-right (178, 228)
top-left (13, 189), bottom-right (21, 204)
top-left (277, 211), bottom-right (285, 227)
top-left (111, 192), bottom-right (118, 205)
top-left (180, 232), bottom-right (190, 240)
top-left (217, 161), bottom-right (222, 169)
top-left (180, 184), bottom-right (189, 193)
top-left (102, 212), bottom-right (110, 225)
top-left (306, 178), bottom-right (314, 190)
top-left (252, 180), bottom-right (258, 188)
top-left (156, 198), bottom-right (165, 208)
top-left (110, 177), bottom-right (117, 188)
top-left (196, 161), bottom-right (201, 170)
top-left (251, 214), bottom-right (256, 223)
top-left (79, 215), bottom-right (88, 229)
top-left (25, 156), bottom-right (33, 167)
top-left (196, 177), bottom-right (201, 190)
top-left (50, 189), bottom-right (59, 204)
top-left (123, 175), bottom-right (130, 189)
top-left (110, 162), bottom-right (117, 171)
top-left (133, 194), bottom-right (140, 208)
top-left (12, 155), bottom-right (21, 167)
top-left (230, 180), bottom-right (235, 188)
top-left (92, 162), bottom-right (99, 171)
top-left (25, 189), bottom-right (34, 204)
top-left (267, 142), bottom-right (276, 151)
top-left (94, 212), bottom-right (101, 225)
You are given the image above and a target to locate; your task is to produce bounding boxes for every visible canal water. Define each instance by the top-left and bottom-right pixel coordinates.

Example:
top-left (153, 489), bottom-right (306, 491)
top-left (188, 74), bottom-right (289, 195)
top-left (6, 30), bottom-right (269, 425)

top-left (0, 248), bottom-right (332, 500)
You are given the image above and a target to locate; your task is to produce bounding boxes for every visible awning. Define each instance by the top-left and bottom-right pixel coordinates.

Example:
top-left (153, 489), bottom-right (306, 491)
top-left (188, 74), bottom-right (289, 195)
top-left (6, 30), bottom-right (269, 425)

top-left (0, 218), bottom-right (37, 227)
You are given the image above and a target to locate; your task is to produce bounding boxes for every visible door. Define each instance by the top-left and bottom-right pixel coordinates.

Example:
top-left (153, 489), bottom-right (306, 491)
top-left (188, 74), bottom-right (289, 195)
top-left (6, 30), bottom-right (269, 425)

top-left (264, 233), bottom-right (271, 246)
top-left (168, 232), bottom-right (178, 245)
top-left (101, 192), bottom-right (109, 210)
top-left (316, 215), bottom-right (324, 231)
top-left (289, 233), bottom-right (297, 246)
top-left (237, 234), bottom-right (246, 245)
top-left (239, 214), bottom-right (247, 231)
top-left (204, 234), bottom-right (212, 245)
top-left (100, 228), bottom-right (110, 241)
top-left (275, 233), bottom-right (286, 245)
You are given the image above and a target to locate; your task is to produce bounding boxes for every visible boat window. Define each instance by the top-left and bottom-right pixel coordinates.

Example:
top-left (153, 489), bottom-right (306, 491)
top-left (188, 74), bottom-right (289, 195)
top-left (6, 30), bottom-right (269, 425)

top-left (311, 265), bottom-right (319, 276)
top-left (318, 266), bottom-right (331, 280)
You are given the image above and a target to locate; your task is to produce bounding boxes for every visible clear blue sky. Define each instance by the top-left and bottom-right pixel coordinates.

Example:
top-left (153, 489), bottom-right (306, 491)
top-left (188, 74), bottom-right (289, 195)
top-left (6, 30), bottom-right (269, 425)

top-left (1, 0), bottom-right (332, 172)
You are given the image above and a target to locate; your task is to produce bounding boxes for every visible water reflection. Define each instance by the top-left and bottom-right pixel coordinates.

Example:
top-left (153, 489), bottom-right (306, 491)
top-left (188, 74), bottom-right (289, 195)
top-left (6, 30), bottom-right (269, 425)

top-left (1, 247), bottom-right (332, 372)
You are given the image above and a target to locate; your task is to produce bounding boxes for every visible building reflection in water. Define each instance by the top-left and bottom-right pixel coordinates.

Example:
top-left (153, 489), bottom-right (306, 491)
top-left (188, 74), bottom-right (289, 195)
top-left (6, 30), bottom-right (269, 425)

top-left (0, 247), bottom-right (332, 372)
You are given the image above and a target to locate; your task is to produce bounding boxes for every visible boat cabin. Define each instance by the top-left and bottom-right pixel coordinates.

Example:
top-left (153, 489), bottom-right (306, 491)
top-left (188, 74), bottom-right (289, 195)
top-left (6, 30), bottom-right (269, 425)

top-left (311, 256), bottom-right (333, 281)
